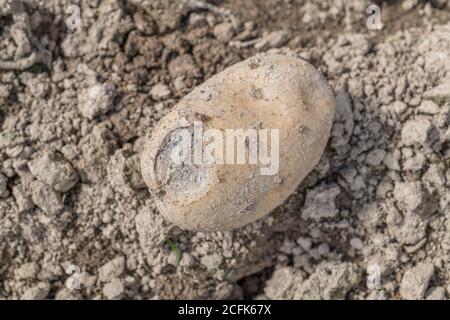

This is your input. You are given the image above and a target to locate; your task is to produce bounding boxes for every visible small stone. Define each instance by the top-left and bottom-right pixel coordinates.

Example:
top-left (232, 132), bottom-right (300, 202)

top-left (154, 102), bottom-right (165, 112)
top-left (294, 262), bottom-right (361, 300)
top-left (38, 263), bottom-right (63, 281)
top-left (168, 54), bottom-right (200, 79)
top-left (352, 175), bottom-right (366, 192)
top-left (179, 253), bottom-right (195, 268)
top-left (124, 154), bottom-right (146, 190)
top-left (424, 78), bottom-right (450, 105)
top-left (80, 272), bottom-right (97, 289)
top-left (296, 237), bottom-right (312, 251)
top-left (400, 263), bottom-right (434, 300)
top-left (383, 150), bottom-right (401, 171)
top-left (331, 90), bottom-right (354, 148)
top-left (401, 117), bottom-right (437, 147)
top-left (136, 208), bottom-right (175, 255)
top-left (103, 278), bottom-right (124, 300)
top-left (436, 105), bottom-right (450, 128)
top-left (78, 82), bottom-right (116, 120)
top-left (393, 181), bottom-right (438, 215)
top-left (133, 11), bottom-right (156, 35)
top-left (390, 101), bottom-right (408, 116)
top-left (264, 267), bottom-right (300, 300)
top-left (55, 288), bottom-right (82, 300)
top-left (200, 253), bottom-right (223, 271)
top-left (350, 238), bottom-right (364, 250)
top-left (404, 237), bottom-right (427, 254)
top-left (254, 31), bottom-right (290, 50)
top-left (12, 185), bottom-right (34, 212)
top-left (376, 178), bottom-right (393, 199)
top-left (426, 287), bottom-right (447, 300)
top-left (3, 158), bottom-right (16, 177)
top-left (358, 202), bottom-right (385, 230)
top-left (167, 250), bottom-right (180, 267)
top-left (28, 149), bottom-right (79, 192)
top-left (0, 130), bottom-right (22, 150)
top-left (150, 83), bottom-right (171, 101)
top-left (402, 0), bottom-right (419, 11)
top-left (21, 282), bottom-right (51, 300)
top-left (99, 256), bottom-right (126, 282)
top-left (366, 290), bottom-right (387, 300)
top-left (0, 173), bottom-right (8, 198)
top-left (188, 13), bottom-right (207, 27)
top-left (386, 205), bottom-right (428, 245)
top-left (213, 22), bottom-right (235, 42)
top-left (302, 184), bottom-right (341, 220)
top-left (366, 149), bottom-right (386, 167)
top-left (430, 0), bottom-right (448, 9)
top-left (422, 164), bottom-right (446, 187)
top-left (30, 180), bottom-right (64, 215)
top-left (173, 76), bottom-right (186, 92)
top-left (14, 262), bottom-right (39, 280)
top-left (402, 147), bottom-right (414, 159)
top-left (417, 100), bottom-right (440, 115)
top-left (403, 151), bottom-right (426, 172)
top-left (317, 243), bottom-right (330, 256)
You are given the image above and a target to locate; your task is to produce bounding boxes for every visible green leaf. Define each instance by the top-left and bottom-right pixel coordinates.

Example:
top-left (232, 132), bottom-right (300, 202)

top-left (165, 238), bottom-right (182, 267)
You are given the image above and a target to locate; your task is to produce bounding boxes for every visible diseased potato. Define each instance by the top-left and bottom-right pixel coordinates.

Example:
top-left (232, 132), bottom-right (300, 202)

top-left (141, 51), bottom-right (335, 232)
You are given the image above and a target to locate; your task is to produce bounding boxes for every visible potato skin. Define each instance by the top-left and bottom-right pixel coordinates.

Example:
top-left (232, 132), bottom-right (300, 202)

top-left (141, 51), bottom-right (335, 232)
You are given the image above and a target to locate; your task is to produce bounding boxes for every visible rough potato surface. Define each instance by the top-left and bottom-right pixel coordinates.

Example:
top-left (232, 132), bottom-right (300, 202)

top-left (141, 52), bottom-right (335, 231)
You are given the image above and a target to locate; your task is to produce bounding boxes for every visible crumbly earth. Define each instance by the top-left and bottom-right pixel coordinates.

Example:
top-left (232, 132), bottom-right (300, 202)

top-left (0, 0), bottom-right (450, 300)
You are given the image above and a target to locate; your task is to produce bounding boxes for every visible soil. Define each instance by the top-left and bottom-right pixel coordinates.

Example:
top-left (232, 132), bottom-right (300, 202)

top-left (1, 0), bottom-right (450, 300)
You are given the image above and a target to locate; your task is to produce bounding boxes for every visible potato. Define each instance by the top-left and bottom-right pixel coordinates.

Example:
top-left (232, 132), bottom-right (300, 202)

top-left (141, 51), bottom-right (335, 231)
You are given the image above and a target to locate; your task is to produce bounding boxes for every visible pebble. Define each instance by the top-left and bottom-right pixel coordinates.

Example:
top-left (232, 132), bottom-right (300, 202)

top-left (21, 282), bottom-right (51, 300)
top-left (418, 100), bottom-right (440, 115)
top-left (78, 83), bottom-right (116, 120)
top-left (14, 262), bottom-right (39, 280)
top-left (296, 237), bottom-right (312, 251)
top-left (302, 184), bottom-right (341, 220)
top-left (366, 149), bottom-right (386, 167)
top-left (424, 77), bottom-right (450, 105)
top-left (317, 243), bottom-right (330, 256)
top-left (30, 180), bottom-right (64, 215)
top-left (400, 263), bottom-right (434, 299)
top-left (383, 150), bottom-right (401, 171)
top-left (0, 173), bottom-right (8, 198)
top-left (254, 31), bottom-right (290, 50)
top-left (150, 83), bottom-right (171, 101)
top-left (103, 278), bottom-right (124, 300)
top-left (401, 117), bottom-right (436, 147)
top-left (350, 238), bottom-right (364, 250)
top-left (426, 287), bottom-right (447, 300)
top-left (12, 185), bottom-right (34, 212)
top-left (55, 288), bottom-right (82, 300)
top-left (331, 90), bottom-right (354, 148)
top-left (393, 181), bottom-right (437, 215)
top-left (99, 256), bottom-right (126, 282)
top-left (213, 22), bottom-right (235, 42)
top-left (294, 262), bottom-right (361, 299)
top-left (28, 149), bottom-right (79, 192)
top-left (402, 0), bottom-right (419, 11)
